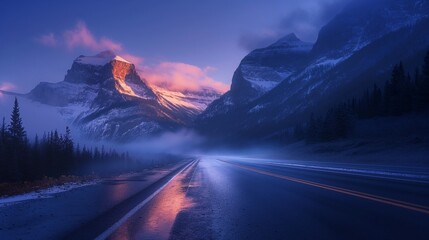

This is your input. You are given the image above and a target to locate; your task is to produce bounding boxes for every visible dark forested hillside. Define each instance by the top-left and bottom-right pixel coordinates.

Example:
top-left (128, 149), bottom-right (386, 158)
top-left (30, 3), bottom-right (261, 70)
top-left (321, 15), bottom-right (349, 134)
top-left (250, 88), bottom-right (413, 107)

top-left (0, 98), bottom-right (136, 182)
top-left (294, 51), bottom-right (429, 143)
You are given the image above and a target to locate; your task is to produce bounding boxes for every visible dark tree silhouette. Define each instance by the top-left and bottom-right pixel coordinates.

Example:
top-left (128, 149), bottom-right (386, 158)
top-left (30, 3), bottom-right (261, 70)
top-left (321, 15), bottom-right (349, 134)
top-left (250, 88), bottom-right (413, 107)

top-left (416, 51), bottom-right (429, 110)
top-left (0, 98), bottom-right (136, 182)
top-left (385, 63), bottom-right (407, 115)
top-left (8, 97), bottom-right (26, 143)
top-left (297, 51), bottom-right (429, 143)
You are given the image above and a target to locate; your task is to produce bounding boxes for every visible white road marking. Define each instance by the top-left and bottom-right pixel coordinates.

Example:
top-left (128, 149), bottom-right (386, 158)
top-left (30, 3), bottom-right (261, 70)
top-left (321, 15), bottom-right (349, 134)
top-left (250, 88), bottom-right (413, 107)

top-left (95, 160), bottom-right (197, 240)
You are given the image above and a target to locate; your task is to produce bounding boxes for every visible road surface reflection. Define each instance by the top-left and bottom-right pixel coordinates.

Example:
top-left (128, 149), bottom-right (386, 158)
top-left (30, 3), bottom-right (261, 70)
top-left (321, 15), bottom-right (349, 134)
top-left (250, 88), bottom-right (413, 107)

top-left (108, 163), bottom-right (196, 240)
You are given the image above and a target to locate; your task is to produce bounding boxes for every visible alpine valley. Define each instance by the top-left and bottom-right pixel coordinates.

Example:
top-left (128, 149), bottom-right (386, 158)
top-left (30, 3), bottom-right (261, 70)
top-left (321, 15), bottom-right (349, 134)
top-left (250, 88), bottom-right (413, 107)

top-left (24, 0), bottom-right (429, 142)
top-left (197, 0), bottom-right (429, 141)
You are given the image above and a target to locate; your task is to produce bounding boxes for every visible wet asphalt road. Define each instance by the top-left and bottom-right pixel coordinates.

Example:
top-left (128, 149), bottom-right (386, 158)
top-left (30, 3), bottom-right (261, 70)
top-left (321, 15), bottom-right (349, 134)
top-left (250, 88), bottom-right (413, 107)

top-left (173, 157), bottom-right (429, 240)
top-left (77, 156), bottom-right (429, 240)
top-left (4, 156), bottom-right (429, 240)
top-left (0, 159), bottom-right (192, 240)
top-left (72, 157), bottom-right (429, 239)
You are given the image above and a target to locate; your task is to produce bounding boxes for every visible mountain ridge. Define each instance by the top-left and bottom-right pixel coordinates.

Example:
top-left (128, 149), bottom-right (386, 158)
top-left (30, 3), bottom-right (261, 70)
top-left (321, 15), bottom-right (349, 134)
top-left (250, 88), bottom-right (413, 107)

top-left (196, 0), bottom-right (429, 141)
top-left (28, 51), bottom-right (221, 141)
top-left (199, 32), bottom-right (312, 119)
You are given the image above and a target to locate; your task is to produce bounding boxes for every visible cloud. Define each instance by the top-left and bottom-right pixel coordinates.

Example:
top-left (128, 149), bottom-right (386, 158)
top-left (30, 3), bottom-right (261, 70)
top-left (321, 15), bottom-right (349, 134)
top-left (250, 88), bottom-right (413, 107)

top-left (36, 33), bottom-right (57, 47)
top-left (121, 54), bottom-right (145, 67)
top-left (238, 30), bottom-right (282, 52)
top-left (239, 0), bottom-right (350, 51)
top-left (37, 21), bottom-right (123, 52)
top-left (0, 82), bottom-right (15, 91)
top-left (37, 21), bottom-right (228, 94)
top-left (0, 82), bottom-right (16, 97)
top-left (124, 129), bottom-right (206, 155)
top-left (141, 62), bottom-right (228, 93)
top-left (63, 21), bottom-right (123, 52)
top-left (35, 21), bottom-right (141, 66)
top-left (278, 0), bottom-right (349, 41)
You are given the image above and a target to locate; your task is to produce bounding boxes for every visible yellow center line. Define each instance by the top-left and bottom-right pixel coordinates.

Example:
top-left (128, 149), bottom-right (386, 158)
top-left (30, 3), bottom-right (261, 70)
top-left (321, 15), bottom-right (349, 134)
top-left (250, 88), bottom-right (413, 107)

top-left (219, 160), bottom-right (429, 215)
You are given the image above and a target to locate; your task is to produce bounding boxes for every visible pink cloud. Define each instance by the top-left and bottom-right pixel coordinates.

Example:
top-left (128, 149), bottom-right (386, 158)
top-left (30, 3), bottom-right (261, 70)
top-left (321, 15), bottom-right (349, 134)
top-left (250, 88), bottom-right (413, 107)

top-left (63, 21), bottom-right (122, 52)
top-left (141, 62), bottom-right (228, 93)
top-left (122, 54), bottom-right (145, 67)
top-left (36, 33), bottom-right (57, 47)
top-left (0, 82), bottom-right (16, 97)
top-left (36, 21), bottom-right (228, 94)
top-left (36, 21), bottom-right (140, 65)
top-left (36, 21), bottom-right (123, 53)
top-left (0, 82), bottom-right (15, 91)
top-left (36, 21), bottom-right (144, 64)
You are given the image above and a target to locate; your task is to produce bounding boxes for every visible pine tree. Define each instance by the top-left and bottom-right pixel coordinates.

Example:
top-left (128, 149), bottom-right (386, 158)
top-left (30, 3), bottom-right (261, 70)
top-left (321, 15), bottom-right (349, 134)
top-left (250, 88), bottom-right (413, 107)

top-left (293, 124), bottom-right (305, 140)
top-left (0, 117), bottom-right (5, 152)
top-left (402, 72), bottom-right (413, 113)
top-left (384, 63), bottom-right (406, 115)
top-left (63, 126), bottom-right (74, 174)
top-left (415, 67), bottom-right (421, 86)
top-left (8, 97), bottom-right (26, 143)
top-left (306, 113), bottom-right (320, 142)
top-left (32, 135), bottom-right (42, 179)
top-left (1, 117), bottom-right (6, 142)
top-left (7, 98), bottom-right (27, 181)
top-left (371, 84), bottom-right (382, 116)
top-left (416, 50), bottom-right (429, 110)
top-left (0, 117), bottom-right (6, 180)
top-left (320, 109), bottom-right (336, 141)
top-left (334, 105), bottom-right (352, 138)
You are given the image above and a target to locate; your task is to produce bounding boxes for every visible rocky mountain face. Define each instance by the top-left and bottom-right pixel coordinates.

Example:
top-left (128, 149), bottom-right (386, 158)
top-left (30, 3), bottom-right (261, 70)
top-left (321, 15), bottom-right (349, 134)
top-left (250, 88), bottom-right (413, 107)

top-left (201, 33), bottom-right (312, 118)
top-left (27, 0), bottom-right (429, 143)
top-left (197, 0), bottom-right (429, 140)
top-left (29, 51), bottom-right (221, 141)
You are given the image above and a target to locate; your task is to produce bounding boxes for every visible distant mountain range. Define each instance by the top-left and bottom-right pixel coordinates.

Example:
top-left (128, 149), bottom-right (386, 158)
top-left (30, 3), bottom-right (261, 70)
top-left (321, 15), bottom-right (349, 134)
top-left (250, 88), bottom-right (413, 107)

top-left (196, 0), bottom-right (429, 141)
top-left (26, 0), bottom-right (429, 142)
top-left (28, 51), bottom-right (221, 141)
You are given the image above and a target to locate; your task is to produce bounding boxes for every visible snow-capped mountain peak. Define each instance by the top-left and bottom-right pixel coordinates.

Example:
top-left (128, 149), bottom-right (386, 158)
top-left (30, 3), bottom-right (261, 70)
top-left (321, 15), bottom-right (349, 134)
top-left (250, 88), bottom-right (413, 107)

top-left (199, 32), bottom-right (313, 118)
top-left (28, 50), bottom-right (221, 141)
top-left (75, 50), bottom-right (130, 66)
top-left (276, 33), bottom-right (300, 42)
top-left (61, 51), bottom-right (155, 100)
top-left (270, 33), bottom-right (311, 49)
top-left (197, 0), bottom-right (429, 140)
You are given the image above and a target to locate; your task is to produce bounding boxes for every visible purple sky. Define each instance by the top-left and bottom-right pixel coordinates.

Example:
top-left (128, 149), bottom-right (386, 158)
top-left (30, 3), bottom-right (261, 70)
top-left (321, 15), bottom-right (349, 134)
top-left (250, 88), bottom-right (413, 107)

top-left (0, 0), bottom-right (347, 93)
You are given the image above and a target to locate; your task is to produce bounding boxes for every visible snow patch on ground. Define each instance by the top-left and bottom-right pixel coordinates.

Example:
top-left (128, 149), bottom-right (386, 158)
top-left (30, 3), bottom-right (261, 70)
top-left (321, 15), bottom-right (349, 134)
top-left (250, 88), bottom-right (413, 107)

top-left (0, 181), bottom-right (98, 207)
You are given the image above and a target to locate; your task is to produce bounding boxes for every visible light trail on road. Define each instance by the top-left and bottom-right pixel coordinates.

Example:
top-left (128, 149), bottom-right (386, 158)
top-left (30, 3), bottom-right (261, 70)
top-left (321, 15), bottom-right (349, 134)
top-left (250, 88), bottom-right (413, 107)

top-left (219, 159), bottom-right (429, 215)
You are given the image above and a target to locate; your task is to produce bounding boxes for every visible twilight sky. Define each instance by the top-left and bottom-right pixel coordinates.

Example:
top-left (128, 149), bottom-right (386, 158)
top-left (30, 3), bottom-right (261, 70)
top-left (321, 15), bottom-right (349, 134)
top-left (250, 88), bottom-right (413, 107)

top-left (0, 0), bottom-right (347, 93)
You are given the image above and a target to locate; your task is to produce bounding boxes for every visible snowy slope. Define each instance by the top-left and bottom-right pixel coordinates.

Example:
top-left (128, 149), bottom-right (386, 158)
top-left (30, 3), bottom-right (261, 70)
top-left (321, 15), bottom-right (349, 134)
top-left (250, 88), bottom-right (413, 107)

top-left (28, 50), bottom-right (165, 141)
top-left (152, 85), bottom-right (221, 115)
top-left (27, 51), bottom-right (222, 141)
top-left (230, 33), bottom-right (312, 103)
top-left (75, 51), bottom-right (131, 66)
top-left (199, 33), bottom-right (312, 119)
top-left (196, 0), bottom-right (429, 139)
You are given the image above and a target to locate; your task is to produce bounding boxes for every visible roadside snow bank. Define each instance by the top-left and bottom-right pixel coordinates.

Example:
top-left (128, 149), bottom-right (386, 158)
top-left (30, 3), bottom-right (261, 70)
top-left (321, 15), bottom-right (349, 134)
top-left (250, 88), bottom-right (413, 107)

top-left (0, 181), bottom-right (98, 207)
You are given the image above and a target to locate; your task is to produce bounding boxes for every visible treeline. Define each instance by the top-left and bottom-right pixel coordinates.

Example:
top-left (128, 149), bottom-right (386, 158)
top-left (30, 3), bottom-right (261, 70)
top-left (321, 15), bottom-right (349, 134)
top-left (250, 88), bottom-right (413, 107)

top-left (294, 50), bottom-right (429, 142)
top-left (0, 98), bottom-right (137, 182)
